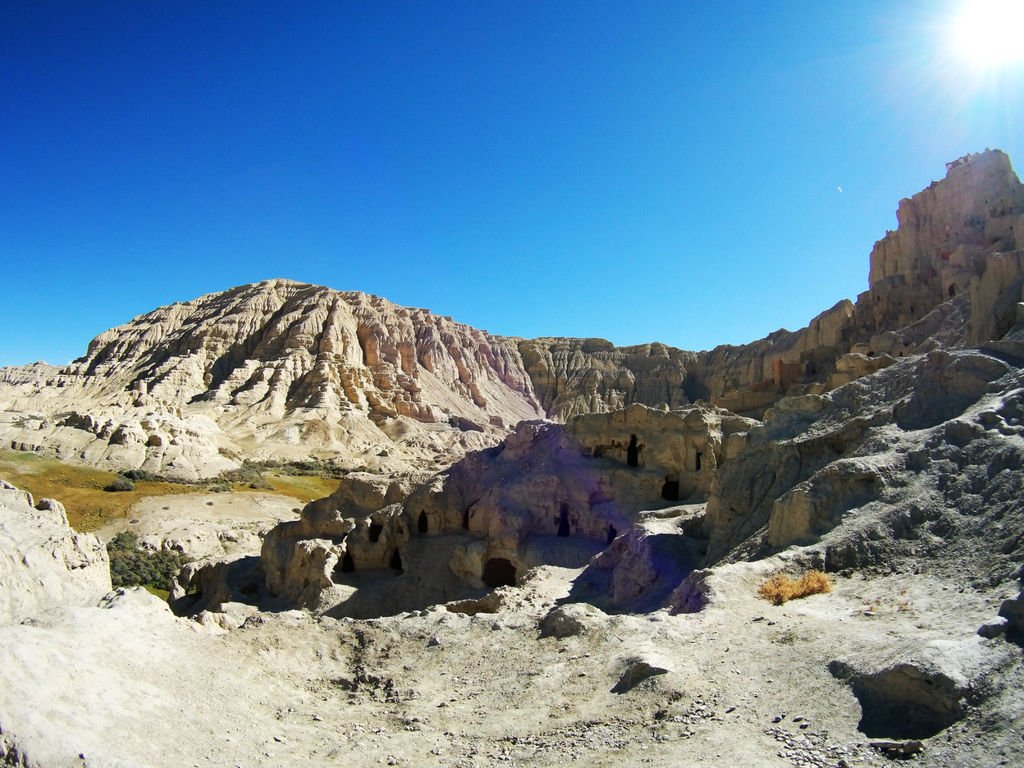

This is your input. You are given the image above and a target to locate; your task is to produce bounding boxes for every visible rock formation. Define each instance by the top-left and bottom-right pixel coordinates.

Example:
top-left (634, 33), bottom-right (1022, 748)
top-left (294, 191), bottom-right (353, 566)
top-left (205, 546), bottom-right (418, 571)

top-left (256, 403), bottom-right (754, 615)
top-left (518, 338), bottom-right (696, 419)
top-left (0, 283), bottom-right (549, 479)
top-left (251, 147), bottom-right (1024, 618)
top-left (2, 151), bottom-right (1022, 479)
top-left (0, 480), bottom-right (110, 624)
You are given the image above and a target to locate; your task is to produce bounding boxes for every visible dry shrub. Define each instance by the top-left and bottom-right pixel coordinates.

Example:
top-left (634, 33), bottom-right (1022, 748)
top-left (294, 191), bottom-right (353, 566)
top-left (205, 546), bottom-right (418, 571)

top-left (758, 570), bottom-right (833, 605)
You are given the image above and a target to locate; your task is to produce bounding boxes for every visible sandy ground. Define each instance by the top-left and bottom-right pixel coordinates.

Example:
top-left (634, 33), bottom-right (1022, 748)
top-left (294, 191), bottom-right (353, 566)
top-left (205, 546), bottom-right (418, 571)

top-left (97, 492), bottom-right (303, 559)
top-left (1, 550), bottom-right (1019, 768)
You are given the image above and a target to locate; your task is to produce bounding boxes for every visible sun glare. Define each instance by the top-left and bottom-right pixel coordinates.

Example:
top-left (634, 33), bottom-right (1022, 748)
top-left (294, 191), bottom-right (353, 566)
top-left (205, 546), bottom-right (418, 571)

top-left (949, 0), bottom-right (1024, 70)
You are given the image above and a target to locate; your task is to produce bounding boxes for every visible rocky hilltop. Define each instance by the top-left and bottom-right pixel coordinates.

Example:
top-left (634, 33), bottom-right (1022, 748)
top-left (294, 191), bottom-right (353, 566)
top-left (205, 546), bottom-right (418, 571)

top-left (0, 284), bottom-right (550, 479)
top-left (1, 150), bottom-right (1022, 482)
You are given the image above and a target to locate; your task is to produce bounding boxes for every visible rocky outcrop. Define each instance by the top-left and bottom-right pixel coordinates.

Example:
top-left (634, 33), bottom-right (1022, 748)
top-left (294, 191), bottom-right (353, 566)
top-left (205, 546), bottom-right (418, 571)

top-left (687, 151), bottom-right (1024, 413)
top-left (0, 480), bottom-right (110, 624)
top-left (703, 347), bottom-right (1024, 581)
top-left (259, 403), bottom-right (753, 614)
top-left (518, 338), bottom-right (696, 419)
top-left (864, 150), bottom-right (1024, 333)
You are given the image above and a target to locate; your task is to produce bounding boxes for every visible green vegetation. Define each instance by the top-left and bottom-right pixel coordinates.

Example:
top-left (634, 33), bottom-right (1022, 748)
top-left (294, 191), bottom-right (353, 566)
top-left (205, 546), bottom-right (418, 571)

top-left (217, 461), bottom-right (273, 489)
top-left (243, 458), bottom-right (349, 479)
top-left (103, 476), bottom-right (135, 492)
top-left (107, 531), bottom-right (187, 592)
top-left (217, 460), bottom-right (338, 499)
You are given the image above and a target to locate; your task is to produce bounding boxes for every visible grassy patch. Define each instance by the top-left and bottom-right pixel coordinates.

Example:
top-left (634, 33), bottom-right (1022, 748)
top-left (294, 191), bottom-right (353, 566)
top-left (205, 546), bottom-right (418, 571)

top-left (262, 472), bottom-right (338, 501)
top-left (0, 450), bottom-right (198, 532)
top-left (0, 451), bottom-right (338, 530)
top-left (758, 570), bottom-right (833, 605)
top-left (216, 460), bottom-right (338, 500)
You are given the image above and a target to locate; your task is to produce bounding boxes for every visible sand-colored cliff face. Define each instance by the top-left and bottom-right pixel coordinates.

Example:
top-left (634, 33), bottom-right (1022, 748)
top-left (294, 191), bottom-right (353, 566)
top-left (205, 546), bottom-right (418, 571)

top-left (518, 338), bottom-right (697, 420)
top-left (78, 280), bottom-right (543, 428)
top-left (688, 150), bottom-right (1024, 411)
top-left (865, 150), bottom-right (1024, 329)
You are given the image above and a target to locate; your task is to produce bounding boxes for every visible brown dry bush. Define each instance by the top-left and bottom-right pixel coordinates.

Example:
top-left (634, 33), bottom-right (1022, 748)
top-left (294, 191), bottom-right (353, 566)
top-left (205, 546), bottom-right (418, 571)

top-left (758, 570), bottom-right (833, 605)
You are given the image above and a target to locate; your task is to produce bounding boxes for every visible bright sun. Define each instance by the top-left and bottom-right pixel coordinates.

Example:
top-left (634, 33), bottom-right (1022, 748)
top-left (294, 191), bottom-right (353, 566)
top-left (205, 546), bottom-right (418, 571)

top-left (949, 0), bottom-right (1024, 70)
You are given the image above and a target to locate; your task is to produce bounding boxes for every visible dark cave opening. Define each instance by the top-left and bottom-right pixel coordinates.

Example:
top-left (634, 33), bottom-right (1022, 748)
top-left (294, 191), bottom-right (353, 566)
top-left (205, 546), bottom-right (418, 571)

top-left (695, 451), bottom-right (702, 471)
top-left (368, 523), bottom-right (383, 543)
top-left (418, 510), bottom-right (428, 534)
top-left (482, 558), bottom-right (517, 588)
top-left (557, 503), bottom-right (571, 537)
top-left (661, 478), bottom-right (680, 501)
top-left (389, 549), bottom-right (403, 572)
top-left (626, 434), bottom-right (639, 467)
top-left (606, 524), bottom-right (618, 546)
top-left (339, 551), bottom-right (355, 573)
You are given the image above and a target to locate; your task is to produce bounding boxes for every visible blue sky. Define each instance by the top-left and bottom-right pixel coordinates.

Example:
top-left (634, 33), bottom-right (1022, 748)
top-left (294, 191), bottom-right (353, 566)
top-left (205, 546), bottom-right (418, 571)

top-left (2, 1), bottom-right (1023, 366)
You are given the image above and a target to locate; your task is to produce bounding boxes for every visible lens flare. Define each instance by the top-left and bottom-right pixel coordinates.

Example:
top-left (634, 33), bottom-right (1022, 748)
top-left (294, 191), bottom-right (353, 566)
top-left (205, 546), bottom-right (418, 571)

top-left (949, 0), bottom-right (1024, 70)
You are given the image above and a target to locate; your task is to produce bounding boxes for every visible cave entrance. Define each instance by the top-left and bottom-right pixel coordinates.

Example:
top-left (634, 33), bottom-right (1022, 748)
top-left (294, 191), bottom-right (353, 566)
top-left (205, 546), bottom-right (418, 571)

top-left (695, 451), bottom-right (702, 471)
top-left (606, 524), bottom-right (618, 546)
top-left (418, 510), bottom-right (428, 534)
top-left (389, 550), bottom-right (403, 572)
top-left (948, 283), bottom-right (956, 298)
top-left (557, 503), bottom-right (571, 537)
top-left (482, 558), bottom-right (517, 588)
top-left (627, 434), bottom-right (639, 467)
top-left (339, 551), bottom-right (355, 573)
top-left (368, 523), bottom-right (383, 543)
top-left (462, 507), bottom-right (470, 530)
top-left (661, 477), bottom-right (680, 501)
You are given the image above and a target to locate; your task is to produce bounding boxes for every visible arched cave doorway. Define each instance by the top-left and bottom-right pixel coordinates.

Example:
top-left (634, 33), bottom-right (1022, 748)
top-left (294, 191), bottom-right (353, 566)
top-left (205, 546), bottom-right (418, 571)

top-left (626, 434), bottom-right (639, 467)
top-left (557, 503), bottom-right (571, 537)
top-left (606, 524), bottom-right (618, 546)
top-left (389, 550), bottom-right (403, 572)
top-left (368, 523), bottom-right (383, 543)
top-left (695, 451), bottom-right (702, 472)
top-left (661, 477), bottom-right (680, 501)
top-left (340, 551), bottom-right (355, 573)
top-left (948, 283), bottom-right (956, 298)
top-left (418, 510), bottom-right (428, 534)
top-left (462, 507), bottom-right (470, 530)
top-left (482, 558), bottom-right (517, 588)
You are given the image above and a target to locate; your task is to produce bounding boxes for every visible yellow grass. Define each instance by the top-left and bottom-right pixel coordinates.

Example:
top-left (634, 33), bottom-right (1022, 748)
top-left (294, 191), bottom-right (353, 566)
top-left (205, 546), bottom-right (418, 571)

top-left (0, 450), bottom-right (338, 532)
top-left (261, 473), bottom-right (338, 502)
top-left (758, 570), bottom-right (833, 605)
top-left (0, 450), bottom-right (201, 532)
